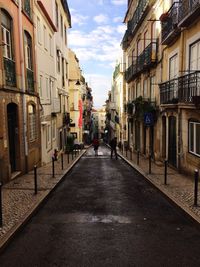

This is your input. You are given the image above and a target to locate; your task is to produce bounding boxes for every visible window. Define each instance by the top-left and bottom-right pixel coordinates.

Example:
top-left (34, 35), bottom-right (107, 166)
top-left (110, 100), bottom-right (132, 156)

top-left (55, 2), bottom-right (59, 28)
top-left (143, 79), bottom-right (148, 99)
top-left (23, 0), bottom-right (31, 18)
top-left (60, 15), bottom-right (63, 37)
top-left (169, 53), bottom-right (178, 79)
top-left (150, 76), bottom-right (155, 101)
top-left (57, 49), bottom-right (60, 72)
top-left (190, 40), bottom-right (200, 71)
top-left (136, 81), bottom-right (141, 98)
top-left (28, 104), bottom-right (36, 141)
top-left (46, 77), bottom-right (49, 100)
top-left (189, 121), bottom-right (200, 156)
top-left (24, 31), bottom-right (32, 70)
top-left (37, 17), bottom-right (41, 44)
top-left (64, 25), bottom-right (67, 45)
top-left (1, 9), bottom-right (13, 59)
top-left (52, 119), bottom-right (56, 140)
top-left (44, 25), bottom-right (47, 50)
top-left (49, 34), bottom-right (53, 56)
top-left (39, 74), bottom-right (43, 97)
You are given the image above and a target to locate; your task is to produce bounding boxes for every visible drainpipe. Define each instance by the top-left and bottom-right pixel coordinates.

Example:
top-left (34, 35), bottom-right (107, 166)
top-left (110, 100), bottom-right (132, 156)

top-left (18, 0), bottom-right (28, 168)
top-left (178, 29), bottom-right (185, 172)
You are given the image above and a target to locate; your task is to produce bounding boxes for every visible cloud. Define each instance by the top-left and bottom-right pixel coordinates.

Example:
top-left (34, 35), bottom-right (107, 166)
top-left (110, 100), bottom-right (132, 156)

top-left (117, 24), bottom-right (126, 34)
top-left (93, 14), bottom-right (109, 24)
top-left (70, 9), bottom-right (89, 26)
top-left (111, 0), bottom-right (127, 5)
top-left (113, 16), bottom-right (123, 23)
top-left (85, 74), bottom-right (111, 108)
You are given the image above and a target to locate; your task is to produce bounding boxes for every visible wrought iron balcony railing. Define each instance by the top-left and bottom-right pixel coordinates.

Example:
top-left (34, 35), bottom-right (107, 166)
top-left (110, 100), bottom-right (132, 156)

top-left (125, 42), bottom-right (157, 82)
top-left (26, 68), bottom-right (34, 93)
top-left (3, 57), bottom-right (16, 87)
top-left (160, 71), bottom-right (200, 104)
top-left (178, 0), bottom-right (200, 26)
top-left (122, 0), bottom-right (149, 50)
top-left (161, 2), bottom-right (180, 45)
top-left (178, 71), bottom-right (200, 103)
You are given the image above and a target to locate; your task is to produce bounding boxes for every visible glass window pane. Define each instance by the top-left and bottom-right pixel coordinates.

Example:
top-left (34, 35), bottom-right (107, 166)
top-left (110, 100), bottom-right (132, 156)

top-left (195, 124), bottom-right (200, 155)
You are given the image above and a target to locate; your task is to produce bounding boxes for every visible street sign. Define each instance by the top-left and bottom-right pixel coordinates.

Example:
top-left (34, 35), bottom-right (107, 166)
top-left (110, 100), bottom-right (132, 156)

top-left (144, 112), bottom-right (154, 126)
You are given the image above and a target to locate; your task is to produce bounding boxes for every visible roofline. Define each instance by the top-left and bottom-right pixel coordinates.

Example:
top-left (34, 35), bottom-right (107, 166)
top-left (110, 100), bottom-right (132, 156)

top-left (61, 0), bottom-right (72, 28)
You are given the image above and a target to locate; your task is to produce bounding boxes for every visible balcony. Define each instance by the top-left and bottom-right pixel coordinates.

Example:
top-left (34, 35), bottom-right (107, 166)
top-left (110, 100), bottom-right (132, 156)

top-left (178, 0), bottom-right (200, 27)
top-left (160, 71), bottom-right (200, 105)
top-left (125, 42), bottom-right (157, 83)
top-left (26, 69), bottom-right (34, 93)
top-left (160, 2), bottom-right (180, 45)
top-left (178, 71), bottom-right (200, 103)
top-left (122, 0), bottom-right (150, 50)
top-left (3, 58), bottom-right (16, 87)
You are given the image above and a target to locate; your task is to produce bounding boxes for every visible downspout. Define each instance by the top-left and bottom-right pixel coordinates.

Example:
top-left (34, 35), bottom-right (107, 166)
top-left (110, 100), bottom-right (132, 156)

top-left (18, 0), bottom-right (28, 169)
top-left (178, 29), bottom-right (185, 173)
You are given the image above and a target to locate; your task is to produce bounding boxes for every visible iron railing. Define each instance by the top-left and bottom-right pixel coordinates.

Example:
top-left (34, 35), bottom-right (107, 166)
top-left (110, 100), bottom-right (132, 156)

top-left (178, 0), bottom-right (200, 23)
top-left (178, 71), bottom-right (200, 103)
top-left (160, 78), bottom-right (178, 104)
top-left (26, 68), bottom-right (34, 92)
top-left (3, 57), bottom-right (16, 87)
top-left (160, 71), bottom-right (200, 104)
top-left (161, 2), bottom-right (180, 43)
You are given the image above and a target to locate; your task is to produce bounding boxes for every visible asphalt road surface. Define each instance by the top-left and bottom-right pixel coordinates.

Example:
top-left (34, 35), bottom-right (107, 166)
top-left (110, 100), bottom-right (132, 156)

top-left (1, 145), bottom-right (200, 267)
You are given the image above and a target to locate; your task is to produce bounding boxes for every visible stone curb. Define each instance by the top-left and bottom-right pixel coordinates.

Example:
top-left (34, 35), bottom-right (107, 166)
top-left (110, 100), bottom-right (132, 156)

top-left (0, 150), bottom-right (86, 252)
top-left (118, 152), bottom-right (200, 226)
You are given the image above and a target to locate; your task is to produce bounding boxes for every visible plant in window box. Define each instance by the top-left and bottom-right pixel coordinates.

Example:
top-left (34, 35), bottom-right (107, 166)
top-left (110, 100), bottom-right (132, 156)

top-left (159, 12), bottom-right (169, 22)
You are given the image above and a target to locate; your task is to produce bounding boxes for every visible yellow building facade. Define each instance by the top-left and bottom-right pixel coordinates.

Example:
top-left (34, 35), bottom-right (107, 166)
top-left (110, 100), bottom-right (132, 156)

top-left (122, 0), bottom-right (200, 174)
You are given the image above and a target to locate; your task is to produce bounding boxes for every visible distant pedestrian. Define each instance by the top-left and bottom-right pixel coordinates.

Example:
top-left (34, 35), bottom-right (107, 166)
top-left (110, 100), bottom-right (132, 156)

top-left (93, 138), bottom-right (99, 156)
top-left (110, 137), bottom-right (118, 159)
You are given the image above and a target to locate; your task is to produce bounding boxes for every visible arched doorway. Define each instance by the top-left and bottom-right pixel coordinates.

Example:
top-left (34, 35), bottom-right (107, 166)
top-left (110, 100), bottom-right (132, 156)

top-left (7, 103), bottom-right (19, 172)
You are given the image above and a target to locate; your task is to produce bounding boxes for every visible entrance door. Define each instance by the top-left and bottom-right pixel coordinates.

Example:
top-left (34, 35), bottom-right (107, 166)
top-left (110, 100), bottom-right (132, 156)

top-left (168, 116), bottom-right (177, 167)
top-left (7, 103), bottom-right (18, 172)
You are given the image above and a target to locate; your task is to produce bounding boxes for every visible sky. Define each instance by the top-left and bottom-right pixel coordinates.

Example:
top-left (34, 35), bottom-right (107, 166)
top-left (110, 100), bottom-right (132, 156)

top-left (67, 0), bottom-right (127, 109)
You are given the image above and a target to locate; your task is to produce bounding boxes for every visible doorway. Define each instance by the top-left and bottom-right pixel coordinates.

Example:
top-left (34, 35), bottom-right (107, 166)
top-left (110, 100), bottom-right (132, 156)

top-left (7, 103), bottom-right (19, 172)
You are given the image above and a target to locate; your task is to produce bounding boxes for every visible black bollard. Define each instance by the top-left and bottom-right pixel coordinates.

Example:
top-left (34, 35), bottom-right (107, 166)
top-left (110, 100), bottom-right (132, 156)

top-left (126, 149), bottom-right (127, 157)
top-left (194, 169), bottom-right (199, 206)
top-left (0, 182), bottom-right (2, 227)
top-left (72, 150), bottom-right (74, 160)
top-left (164, 160), bottom-right (168, 185)
top-left (34, 165), bottom-right (37, 194)
top-left (137, 150), bottom-right (139, 165)
top-left (61, 153), bottom-right (64, 170)
top-left (52, 157), bottom-right (55, 178)
top-left (130, 150), bottom-right (132, 161)
top-left (149, 154), bottom-right (151, 174)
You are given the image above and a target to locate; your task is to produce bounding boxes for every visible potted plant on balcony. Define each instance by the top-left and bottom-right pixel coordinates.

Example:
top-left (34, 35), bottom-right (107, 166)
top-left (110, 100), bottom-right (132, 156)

top-left (159, 12), bottom-right (169, 22)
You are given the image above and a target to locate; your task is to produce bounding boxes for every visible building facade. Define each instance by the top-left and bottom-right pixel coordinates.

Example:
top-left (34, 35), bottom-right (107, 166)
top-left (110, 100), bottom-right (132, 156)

top-left (0, 0), bottom-right (41, 183)
top-left (122, 0), bottom-right (200, 174)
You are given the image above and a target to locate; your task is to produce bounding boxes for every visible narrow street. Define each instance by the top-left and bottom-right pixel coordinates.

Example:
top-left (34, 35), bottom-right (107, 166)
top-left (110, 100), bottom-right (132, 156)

top-left (0, 145), bottom-right (200, 267)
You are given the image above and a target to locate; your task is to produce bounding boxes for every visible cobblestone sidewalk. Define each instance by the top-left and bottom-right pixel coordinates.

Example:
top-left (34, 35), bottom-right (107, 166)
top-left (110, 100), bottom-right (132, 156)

top-left (0, 149), bottom-right (85, 249)
top-left (119, 149), bottom-right (200, 224)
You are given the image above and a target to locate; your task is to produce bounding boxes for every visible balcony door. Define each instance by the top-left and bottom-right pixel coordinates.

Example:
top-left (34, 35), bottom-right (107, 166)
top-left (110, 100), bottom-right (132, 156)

top-left (7, 103), bottom-right (19, 173)
top-left (169, 54), bottom-right (178, 99)
top-left (168, 116), bottom-right (177, 167)
top-left (189, 40), bottom-right (200, 71)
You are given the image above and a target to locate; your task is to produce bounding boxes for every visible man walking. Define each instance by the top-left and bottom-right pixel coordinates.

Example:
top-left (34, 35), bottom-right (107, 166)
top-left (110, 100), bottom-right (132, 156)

top-left (110, 137), bottom-right (118, 159)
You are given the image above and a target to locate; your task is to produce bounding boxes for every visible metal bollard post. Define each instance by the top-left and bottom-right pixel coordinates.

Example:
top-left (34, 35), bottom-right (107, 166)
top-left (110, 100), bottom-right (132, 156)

top-left (61, 153), bottom-right (64, 170)
top-left (0, 182), bottom-right (2, 227)
top-left (52, 157), bottom-right (55, 178)
top-left (126, 149), bottom-right (127, 157)
top-left (137, 150), bottom-right (140, 165)
top-left (130, 150), bottom-right (132, 161)
top-left (72, 150), bottom-right (74, 160)
top-left (34, 165), bottom-right (37, 195)
top-left (149, 154), bottom-right (151, 174)
top-left (194, 169), bottom-right (199, 206)
top-left (75, 149), bottom-right (77, 157)
top-left (164, 160), bottom-right (168, 185)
